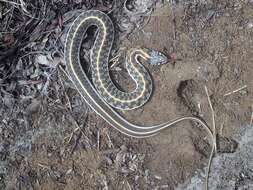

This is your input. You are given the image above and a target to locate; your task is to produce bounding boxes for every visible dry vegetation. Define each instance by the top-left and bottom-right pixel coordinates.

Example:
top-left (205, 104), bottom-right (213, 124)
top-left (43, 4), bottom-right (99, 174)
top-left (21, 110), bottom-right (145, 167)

top-left (0, 0), bottom-right (252, 189)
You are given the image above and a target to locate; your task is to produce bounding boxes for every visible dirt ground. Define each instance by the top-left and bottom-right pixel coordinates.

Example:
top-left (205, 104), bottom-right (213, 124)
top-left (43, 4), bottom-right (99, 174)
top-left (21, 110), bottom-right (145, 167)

top-left (0, 0), bottom-right (252, 190)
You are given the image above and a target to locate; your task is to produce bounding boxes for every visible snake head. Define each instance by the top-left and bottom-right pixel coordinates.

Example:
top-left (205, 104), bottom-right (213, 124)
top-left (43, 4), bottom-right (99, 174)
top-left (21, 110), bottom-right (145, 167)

top-left (129, 47), bottom-right (169, 66)
top-left (140, 48), bottom-right (169, 66)
top-left (148, 49), bottom-right (169, 66)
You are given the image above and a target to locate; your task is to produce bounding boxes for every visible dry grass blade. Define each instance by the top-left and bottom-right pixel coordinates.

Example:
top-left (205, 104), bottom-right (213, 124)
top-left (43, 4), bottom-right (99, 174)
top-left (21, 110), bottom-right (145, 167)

top-left (204, 85), bottom-right (217, 190)
top-left (0, 0), bottom-right (31, 15)
top-left (251, 105), bottom-right (253, 125)
top-left (223, 85), bottom-right (247, 97)
top-left (0, 0), bottom-right (21, 6)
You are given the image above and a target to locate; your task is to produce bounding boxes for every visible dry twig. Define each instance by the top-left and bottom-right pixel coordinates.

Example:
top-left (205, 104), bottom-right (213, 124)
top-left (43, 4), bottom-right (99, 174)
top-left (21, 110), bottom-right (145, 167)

top-left (250, 105), bottom-right (253, 125)
top-left (0, 0), bottom-right (21, 6)
top-left (223, 85), bottom-right (247, 97)
top-left (97, 130), bottom-right (100, 151)
top-left (204, 86), bottom-right (217, 190)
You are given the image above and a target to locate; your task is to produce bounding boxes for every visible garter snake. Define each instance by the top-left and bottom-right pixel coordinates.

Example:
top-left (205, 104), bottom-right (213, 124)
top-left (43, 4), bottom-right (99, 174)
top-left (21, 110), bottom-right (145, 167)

top-left (64, 10), bottom-right (214, 139)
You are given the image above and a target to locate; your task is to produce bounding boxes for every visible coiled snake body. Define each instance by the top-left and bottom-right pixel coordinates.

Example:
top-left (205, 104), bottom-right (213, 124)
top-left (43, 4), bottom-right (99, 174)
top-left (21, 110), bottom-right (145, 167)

top-left (64, 10), bottom-right (213, 138)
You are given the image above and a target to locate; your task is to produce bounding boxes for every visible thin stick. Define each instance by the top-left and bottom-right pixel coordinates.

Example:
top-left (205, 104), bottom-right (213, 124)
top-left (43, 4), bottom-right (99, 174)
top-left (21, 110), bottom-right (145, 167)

top-left (0, 0), bottom-right (21, 6)
top-left (250, 105), bottom-right (253, 125)
top-left (205, 137), bottom-right (216, 190)
top-left (220, 122), bottom-right (225, 136)
top-left (223, 85), bottom-right (247, 97)
top-left (97, 130), bottom-right (100, 151)
top-left (106, 131), bottom-right (114, 148)
top-left (109, 53), bottom-right (121, 69)
top-left (58, 66), bottom-right (73, 111)
top-left (204, 86), bottom-right (217, 190)
top-left (19, 0), bottom-right (30, 15)
top-left (65, 127), bottom-right (79, 145)
top-left (205, 86), bottom-right (217, 152)
top-left (0, 0), bottom-right (31, 16)
top-left (37, 163), bottom-right (50, 170)
top-left (126, 180), bottom-right (132, 190)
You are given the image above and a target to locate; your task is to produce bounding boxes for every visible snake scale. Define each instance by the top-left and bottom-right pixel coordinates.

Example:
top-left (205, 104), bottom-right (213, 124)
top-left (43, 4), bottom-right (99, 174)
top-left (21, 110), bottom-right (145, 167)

top-left (64, 10), bottom-right (214, 138)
